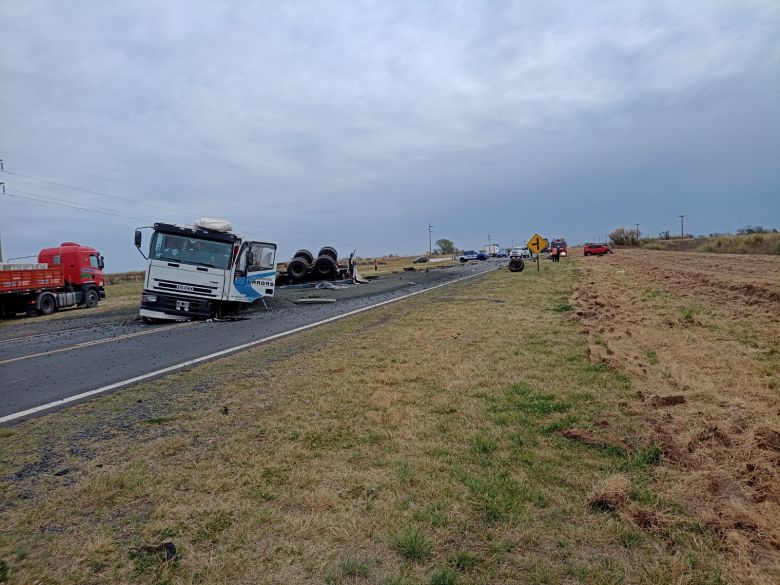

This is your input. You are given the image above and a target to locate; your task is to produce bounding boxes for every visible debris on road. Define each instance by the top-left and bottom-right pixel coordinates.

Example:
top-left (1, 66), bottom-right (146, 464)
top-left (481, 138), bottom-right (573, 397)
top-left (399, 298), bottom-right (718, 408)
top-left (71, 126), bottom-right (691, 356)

top-left (294, 297), bottom-right (337, 305)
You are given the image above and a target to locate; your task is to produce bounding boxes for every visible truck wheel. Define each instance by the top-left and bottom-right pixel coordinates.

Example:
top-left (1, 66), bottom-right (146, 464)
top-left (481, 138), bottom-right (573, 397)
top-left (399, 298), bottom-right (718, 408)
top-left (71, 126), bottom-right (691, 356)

top-left (317, 246), bottom-right (338, 262)
top-left (293, 249), bottom-right (314, 265)
top-left (85, 288), bottom-right (100, 308)
top-left (38, 294), bottom-right (56, 316)
top-left (508, 259), bottom-right (525, 272)
top-left (288, 257), bottom-right (310, 280)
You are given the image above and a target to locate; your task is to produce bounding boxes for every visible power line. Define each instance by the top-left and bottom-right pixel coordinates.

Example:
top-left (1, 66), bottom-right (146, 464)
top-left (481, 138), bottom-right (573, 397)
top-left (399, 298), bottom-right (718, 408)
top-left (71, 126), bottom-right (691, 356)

top-left (2, 168), bottom-right (197, 217)
top-left (4, 189), bottom-right (156, 222)
top-left (0, 164), bottom-right (356, 245)
top-left (2, 187), bottom-right (356, 252)
top-left (0, 148), bottom-right (174, 195)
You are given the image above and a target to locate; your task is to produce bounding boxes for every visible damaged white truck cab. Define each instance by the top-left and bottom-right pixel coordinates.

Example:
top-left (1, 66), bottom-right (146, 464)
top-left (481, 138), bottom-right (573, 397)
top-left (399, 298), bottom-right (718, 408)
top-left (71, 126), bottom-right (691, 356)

top-left (134, 218), bottom-right (277, 321)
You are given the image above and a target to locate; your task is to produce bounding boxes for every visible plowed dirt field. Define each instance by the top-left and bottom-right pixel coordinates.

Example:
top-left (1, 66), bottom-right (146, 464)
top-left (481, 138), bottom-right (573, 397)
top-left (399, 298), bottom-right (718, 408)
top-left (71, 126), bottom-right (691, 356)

top-left (572, 249), bottom-right (780, 583)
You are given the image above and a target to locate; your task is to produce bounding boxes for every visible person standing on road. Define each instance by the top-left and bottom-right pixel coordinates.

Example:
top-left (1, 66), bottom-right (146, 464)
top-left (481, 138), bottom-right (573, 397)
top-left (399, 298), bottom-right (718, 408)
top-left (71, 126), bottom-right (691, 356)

top-left (373, 258), bottom-right (378, 271)
top-left (551, 245), bottom-right (559, 262)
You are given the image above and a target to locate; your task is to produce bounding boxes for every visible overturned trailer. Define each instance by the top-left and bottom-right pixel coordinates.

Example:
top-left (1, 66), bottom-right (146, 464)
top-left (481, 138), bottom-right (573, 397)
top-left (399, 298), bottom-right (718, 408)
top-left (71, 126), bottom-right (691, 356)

top-left (279, 246), bottom-right (357, 285)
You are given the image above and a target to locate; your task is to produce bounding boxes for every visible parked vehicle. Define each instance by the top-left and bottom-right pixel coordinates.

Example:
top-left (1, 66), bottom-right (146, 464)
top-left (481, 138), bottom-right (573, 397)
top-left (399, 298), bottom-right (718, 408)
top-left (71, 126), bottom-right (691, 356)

top-left (550, 238), bottom-right (568, 257)
top-left (0, 242), bottom-right (105, 317)
top-left (483, 243), bottom-right (499, 257)
top-left (476, 251), bottom-right (490, 261)
top-left (583, 243), bottom-right (612, 256)
top-left (510, 247), bottom-right (532, 259)
top-left (134, 218), bottom-right (277, 320)
top-left (459, 250), bottom-right (479, 262)
top-left (496, 250), bottom-right (509, 258)
top-left (413, 255), bottom-right (429, 263)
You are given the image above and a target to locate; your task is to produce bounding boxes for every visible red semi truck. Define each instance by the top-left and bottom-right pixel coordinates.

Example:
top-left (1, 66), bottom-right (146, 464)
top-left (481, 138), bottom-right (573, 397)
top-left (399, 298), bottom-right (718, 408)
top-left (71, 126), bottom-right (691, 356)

top-left (0, 242), bottom-right (106, 317)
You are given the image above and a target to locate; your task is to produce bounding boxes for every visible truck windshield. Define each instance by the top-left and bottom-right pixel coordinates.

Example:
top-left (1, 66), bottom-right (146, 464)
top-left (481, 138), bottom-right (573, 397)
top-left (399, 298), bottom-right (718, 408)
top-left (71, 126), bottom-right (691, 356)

top-left (150, 232), bottom-right (232, 269)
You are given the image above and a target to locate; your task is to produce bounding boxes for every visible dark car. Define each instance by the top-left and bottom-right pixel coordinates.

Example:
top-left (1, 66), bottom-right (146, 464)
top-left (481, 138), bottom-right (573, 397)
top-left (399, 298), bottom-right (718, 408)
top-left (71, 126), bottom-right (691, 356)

top-left (496, 250), bottom-right (508, 258)
top-left (476, 251), bottom-right (490, 261)
top-left (583, 243), bottom-right (612, 256)
top-left (413, 256), bottom-right (429, 263)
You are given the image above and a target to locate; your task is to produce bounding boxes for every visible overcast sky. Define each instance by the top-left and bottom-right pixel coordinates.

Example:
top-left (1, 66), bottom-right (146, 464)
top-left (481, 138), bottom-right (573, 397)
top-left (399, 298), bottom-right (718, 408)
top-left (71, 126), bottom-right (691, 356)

top-left (1, 1), bottom-right (778, 270)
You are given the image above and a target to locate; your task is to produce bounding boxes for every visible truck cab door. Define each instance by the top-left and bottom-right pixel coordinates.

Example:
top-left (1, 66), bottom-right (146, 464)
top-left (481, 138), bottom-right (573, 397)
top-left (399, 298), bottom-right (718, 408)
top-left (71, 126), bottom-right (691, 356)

top-left (232, 242), bottom-right (277, 301)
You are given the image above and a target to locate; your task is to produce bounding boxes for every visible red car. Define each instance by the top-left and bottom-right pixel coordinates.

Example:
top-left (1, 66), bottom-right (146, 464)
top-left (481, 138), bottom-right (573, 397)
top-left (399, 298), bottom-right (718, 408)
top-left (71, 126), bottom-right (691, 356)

top-left (583, 243), bottom-right (612, 256)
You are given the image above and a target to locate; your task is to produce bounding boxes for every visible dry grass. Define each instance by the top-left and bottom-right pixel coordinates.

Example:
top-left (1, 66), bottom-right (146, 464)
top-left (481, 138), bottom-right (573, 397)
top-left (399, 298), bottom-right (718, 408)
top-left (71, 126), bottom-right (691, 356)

top-left (574, 249), bottom-right (780, 584)
top-left (354, 255), bottom-right (458, 276)
top-left (0, 258), bottom-right (734, 584)
top-left (642, 233), bottom-right (780, 255)
top-left (588, 474), bottom-right (631, 511)
top-left (104, 271), bottom-right (145, 285)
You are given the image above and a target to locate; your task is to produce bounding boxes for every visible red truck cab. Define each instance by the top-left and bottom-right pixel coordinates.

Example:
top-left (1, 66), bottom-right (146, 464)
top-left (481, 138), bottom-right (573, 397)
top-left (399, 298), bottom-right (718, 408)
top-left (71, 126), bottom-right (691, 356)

top-left (38, 242), bottom-right (106, 289)
top-left (0, 242), bottom-right (106, 317)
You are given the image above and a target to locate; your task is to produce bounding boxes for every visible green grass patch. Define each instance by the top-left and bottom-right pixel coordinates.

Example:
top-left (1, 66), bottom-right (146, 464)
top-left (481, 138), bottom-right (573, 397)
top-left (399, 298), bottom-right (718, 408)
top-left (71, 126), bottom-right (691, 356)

top-left (324, 556), bottom-right (371, 584)
top-left (390, 526), bottom-right (433, 562)
top-left (429, 567), bottom-right (458, 585)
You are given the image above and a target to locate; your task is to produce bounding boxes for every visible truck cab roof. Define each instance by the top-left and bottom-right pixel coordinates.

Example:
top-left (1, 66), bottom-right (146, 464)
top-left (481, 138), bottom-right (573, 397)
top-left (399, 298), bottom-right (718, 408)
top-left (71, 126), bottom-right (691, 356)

top-left (153, 222), bottom-right (240, 244)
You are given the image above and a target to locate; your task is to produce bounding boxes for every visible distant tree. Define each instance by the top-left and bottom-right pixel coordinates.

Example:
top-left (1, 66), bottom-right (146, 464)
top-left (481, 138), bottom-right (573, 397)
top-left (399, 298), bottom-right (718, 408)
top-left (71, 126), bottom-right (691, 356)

top-left (435, 239), bottom-right (456, 254)
top-left (659, 230), bottom-right (671, 240)
top-left (609, 228), bottom-right (640, 247)
top-left (737, 225), bottom-right (773, 235)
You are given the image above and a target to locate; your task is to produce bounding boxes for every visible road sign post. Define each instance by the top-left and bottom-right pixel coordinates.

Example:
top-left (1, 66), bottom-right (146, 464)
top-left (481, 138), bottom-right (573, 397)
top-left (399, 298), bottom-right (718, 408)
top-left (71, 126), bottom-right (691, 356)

top-left (527, 233), bottom-right (548, 273)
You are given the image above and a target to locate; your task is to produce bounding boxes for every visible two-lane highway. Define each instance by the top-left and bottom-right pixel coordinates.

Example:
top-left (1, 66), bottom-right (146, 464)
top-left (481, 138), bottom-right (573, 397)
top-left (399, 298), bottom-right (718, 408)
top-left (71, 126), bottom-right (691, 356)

top-left (1, 261), bottom-right (500, 423)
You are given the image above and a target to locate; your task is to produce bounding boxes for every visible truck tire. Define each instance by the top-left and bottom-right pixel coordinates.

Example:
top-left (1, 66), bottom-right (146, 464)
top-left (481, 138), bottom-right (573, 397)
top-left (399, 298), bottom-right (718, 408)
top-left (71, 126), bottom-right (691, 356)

top-left (314, 255), bottom-right (337, 278)
top-left (85, 288), bottom-right (100, 308)
top-left (508, 259), bottom-right (525, 272)
top-left (38, 293), bottom-right (56, 315)
top-left (288, 257), bottom-right (310, 280)
top-left (317, 246), bottom-right (338, 262)
top-left (293, 249), bottom-right (314, 265)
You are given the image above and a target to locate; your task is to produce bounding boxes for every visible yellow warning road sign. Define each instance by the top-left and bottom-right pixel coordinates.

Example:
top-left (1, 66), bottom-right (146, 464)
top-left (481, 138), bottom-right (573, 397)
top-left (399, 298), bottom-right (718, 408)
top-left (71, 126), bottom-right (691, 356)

top-left (527, 233), bottom-right (548, 254)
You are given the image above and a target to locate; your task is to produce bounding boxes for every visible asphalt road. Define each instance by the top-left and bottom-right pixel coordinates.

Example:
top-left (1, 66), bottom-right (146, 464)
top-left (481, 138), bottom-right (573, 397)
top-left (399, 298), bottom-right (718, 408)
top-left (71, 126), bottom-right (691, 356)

top-left (0, 260), bottom-right (500, 423)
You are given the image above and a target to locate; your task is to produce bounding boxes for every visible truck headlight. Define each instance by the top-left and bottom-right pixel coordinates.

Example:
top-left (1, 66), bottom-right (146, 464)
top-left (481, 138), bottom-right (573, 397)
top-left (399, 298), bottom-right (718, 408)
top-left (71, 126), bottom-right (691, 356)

top-left (142, 294), bottom-right (158, 303)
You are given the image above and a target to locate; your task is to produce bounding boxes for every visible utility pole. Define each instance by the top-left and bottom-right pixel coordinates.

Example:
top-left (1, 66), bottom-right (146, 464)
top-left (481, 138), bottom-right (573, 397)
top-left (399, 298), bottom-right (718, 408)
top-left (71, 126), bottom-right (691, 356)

top-left (635, 223), bottom-right (640, 239)
top-left (427, 222), bottom-right (433, 255)
top-left (678, 215), bottom-right (686, 239)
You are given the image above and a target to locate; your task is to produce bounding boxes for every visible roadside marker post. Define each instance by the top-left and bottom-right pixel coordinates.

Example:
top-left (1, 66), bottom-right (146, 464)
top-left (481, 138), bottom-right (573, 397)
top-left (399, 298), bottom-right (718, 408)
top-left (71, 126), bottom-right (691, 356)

top-left (527, 233), bottom-right (548, 273)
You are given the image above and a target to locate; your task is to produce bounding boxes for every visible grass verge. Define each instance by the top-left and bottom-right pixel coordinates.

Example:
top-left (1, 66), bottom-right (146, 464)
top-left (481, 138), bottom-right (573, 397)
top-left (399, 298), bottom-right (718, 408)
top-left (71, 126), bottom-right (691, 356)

top-left (0, 259), bottom-right (726, 583)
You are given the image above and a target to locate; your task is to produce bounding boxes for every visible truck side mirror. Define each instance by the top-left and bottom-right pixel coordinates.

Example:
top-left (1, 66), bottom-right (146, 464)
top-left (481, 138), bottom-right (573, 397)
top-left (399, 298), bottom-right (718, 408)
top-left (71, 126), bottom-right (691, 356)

top-left (98, 255), bottom-right (105, 269)
top-left (134, 230), bottom-right (143, 248)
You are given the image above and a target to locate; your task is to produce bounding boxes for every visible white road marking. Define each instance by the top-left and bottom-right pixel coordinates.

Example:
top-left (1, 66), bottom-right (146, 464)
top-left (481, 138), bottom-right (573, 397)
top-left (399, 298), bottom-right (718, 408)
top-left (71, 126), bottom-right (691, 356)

top-left (0, 267), bottom-right (497, 424)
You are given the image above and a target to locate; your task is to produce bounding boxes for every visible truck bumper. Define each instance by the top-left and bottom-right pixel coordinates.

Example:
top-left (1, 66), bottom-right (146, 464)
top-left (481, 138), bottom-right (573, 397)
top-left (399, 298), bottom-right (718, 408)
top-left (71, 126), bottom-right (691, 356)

top-left (140, 291), bottom-right (214, 320)
top-left (139, 308), bottom-right (192, 322)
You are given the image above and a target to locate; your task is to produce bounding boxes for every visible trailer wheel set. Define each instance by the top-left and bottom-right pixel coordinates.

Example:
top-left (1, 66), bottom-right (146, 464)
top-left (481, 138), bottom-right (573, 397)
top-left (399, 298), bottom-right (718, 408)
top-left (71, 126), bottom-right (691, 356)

top-left (287, 246), bottom-right (342, 282)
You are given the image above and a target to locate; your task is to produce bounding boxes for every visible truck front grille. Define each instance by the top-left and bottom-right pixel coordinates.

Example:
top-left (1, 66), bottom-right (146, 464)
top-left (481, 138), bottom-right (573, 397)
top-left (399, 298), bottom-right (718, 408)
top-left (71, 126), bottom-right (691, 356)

top-left (152, 278), bottom-right (219, 297)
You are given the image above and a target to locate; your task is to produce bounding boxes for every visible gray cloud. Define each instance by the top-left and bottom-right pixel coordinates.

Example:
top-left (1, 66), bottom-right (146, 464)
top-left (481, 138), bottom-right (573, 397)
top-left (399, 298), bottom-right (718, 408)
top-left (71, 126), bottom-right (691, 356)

top-left (1, 0), bottom-right (778, 269)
